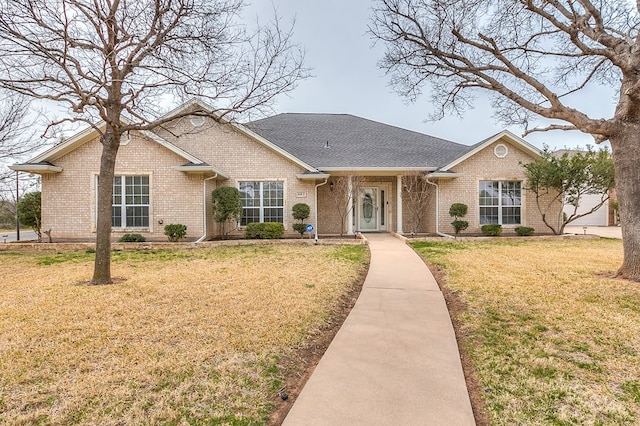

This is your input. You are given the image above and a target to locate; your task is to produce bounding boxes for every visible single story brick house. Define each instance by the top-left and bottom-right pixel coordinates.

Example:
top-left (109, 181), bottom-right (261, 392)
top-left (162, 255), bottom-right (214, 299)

top-left (11, 99), bottom-right (559, 241)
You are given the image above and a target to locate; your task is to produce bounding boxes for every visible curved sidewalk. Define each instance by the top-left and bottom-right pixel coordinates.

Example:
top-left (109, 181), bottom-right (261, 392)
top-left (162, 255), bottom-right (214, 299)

top-left (282, 233), bottom-right (475, 425)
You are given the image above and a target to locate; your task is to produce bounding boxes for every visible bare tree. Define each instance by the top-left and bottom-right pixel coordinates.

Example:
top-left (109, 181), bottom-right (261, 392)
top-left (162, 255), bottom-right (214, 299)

top-left (0, 0), bottom-right (308, 284)
top-left (0, 92), bottom-right (41, 182)
top-left (0, 94), bottom-right (36, 160)
top-left (0, 91), bottom-right (43, 234)
top-left (326, 176), bottom-right (366, 236)
top-left (403, 173), bottom-right (431, 236)
top-left (371, 0), bottom-right (640, 280)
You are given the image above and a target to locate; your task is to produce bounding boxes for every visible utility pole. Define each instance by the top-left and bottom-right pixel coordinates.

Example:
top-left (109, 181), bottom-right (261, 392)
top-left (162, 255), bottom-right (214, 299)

top-left (15, 170), bottom-right (19, 241)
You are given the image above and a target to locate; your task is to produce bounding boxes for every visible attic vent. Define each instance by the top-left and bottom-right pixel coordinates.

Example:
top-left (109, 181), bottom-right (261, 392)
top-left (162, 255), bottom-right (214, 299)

top-left (494, 144), bottom-right (508, 158)
top-left (190, 116), bottom-right (205, 127)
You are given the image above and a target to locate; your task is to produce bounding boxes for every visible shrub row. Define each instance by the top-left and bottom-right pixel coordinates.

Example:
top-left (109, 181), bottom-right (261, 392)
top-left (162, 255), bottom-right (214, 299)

top-left (118, 223), bottom-right (188, 243)
top-left (479, 224), bottom-right (535, 237)
top-left (244, 222), bottom-right (284, 239)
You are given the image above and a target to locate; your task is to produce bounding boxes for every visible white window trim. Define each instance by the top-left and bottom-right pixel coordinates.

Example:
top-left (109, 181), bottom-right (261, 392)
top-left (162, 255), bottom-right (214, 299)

top-left (237, 179), bottom-right (286, 227)
top-left (494, 144), bottom-right (508, 158)
top-left (479, 180), bottom-right (522, 226)
top-left (93, 173), bottom-right (153, 233)
top-left (113, 175), bottom-right (150, 229)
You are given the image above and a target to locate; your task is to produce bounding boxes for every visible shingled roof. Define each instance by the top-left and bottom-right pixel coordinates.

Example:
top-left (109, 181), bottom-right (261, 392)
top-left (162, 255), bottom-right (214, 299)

top-left (245, 113), bottom-right (475, 169)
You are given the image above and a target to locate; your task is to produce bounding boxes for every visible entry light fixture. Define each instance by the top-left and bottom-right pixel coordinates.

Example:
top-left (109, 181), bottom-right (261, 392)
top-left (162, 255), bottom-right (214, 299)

top-left (329, 180), bottom-right (334, 191)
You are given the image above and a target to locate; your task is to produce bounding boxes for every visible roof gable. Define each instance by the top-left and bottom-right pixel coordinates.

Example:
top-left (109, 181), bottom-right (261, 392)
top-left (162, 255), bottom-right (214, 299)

top-left (154, 98), bottom-right (320, 173)
top-left (29, 121), bottom-right (204, 165)
top-left (439, 130), bottom-right (541, 171)
top-left (20, 100), bottom-right (319, 173)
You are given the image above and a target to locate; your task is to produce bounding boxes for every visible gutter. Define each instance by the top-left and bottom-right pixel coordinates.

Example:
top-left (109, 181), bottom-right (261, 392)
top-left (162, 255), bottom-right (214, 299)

top-left (314, 178), bottom-right (329, 243)
top-left (425, 177), bottom-right (455, 239)
top-left (196, 174), bottom-right (218, 243)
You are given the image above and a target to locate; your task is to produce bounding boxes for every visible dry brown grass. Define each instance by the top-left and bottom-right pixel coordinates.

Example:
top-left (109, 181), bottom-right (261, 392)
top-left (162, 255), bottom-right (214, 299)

top-left (0, 244), bottom-right (367, 425)
top-left (412, 238), bottom-right (640, 425)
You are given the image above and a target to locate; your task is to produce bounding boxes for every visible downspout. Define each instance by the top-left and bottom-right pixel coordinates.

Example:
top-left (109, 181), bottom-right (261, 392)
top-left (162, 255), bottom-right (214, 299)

top-left (425, 176), bottom-right (454, 239)
top-left (196, 174), bottom-right (218, 243)
top-left (314, 178), bottom-right (329, 243)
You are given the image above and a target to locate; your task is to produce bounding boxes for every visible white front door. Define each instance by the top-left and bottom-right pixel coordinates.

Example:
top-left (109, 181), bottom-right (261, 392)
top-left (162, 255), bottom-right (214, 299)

top-left (358, 187), bottom-right (379, 231)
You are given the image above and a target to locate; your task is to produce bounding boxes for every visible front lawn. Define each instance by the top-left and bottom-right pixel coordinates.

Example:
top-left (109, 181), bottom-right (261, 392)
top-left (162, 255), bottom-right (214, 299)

top-left (411, 238), bottom-right (639, 425)
top-left (0, 244), bottom-right (368, 425)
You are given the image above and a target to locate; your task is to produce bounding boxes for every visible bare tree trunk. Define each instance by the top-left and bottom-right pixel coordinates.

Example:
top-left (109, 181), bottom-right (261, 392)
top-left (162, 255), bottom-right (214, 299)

top-left (611, 125), bottom-right (640, 281)
top-left (92, 130), bottom-right (119, 284)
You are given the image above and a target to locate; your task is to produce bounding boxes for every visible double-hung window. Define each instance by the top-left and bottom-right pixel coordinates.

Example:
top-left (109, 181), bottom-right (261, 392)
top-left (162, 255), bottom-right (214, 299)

top-left (238, 181), bottom-right (284, 226)
top-left (479, 181), bottom-right (521, 225)
top-left (112, 175), bottom-right (150, 228)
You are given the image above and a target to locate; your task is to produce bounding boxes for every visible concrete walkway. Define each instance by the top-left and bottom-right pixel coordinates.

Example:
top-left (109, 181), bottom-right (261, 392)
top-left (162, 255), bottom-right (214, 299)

top-left (282, 233), bottom-right (475, 426)
top-left (564, 225), bottom-right (622, 239)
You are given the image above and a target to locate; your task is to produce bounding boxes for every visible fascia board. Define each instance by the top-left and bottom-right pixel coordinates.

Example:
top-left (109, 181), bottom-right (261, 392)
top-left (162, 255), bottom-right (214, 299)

top-left (10, 163), bottom-right (63, 173)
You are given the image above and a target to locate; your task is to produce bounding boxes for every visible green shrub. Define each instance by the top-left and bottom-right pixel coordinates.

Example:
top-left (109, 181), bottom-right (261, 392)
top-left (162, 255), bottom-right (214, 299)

top-left (118, 233), bottom-right (146, 242)
top-left (292, 203), bottom-right (311, 221)
top-left (481, 224), bottom-right (502, 237)
top-left (293, 223), bottom-right (308, 237)
top-left (164, 223), bottom-right (187, 242)
top-left (515, 226), bottom-right (534, 236)
top-left (292, 203), bottom-right (311, 238)
top-left (17, 191), bottom-right (41, 241)
top-left (244, 222), bottom-right (284, 239)
top-left (212, 186), bottom-right (243, 236)
top-left (449, 203), bottom-right (469, 238)
top-left (449, 203), bottom-right (468, 218)
top-left (451, 220), bottom-right (469, 235)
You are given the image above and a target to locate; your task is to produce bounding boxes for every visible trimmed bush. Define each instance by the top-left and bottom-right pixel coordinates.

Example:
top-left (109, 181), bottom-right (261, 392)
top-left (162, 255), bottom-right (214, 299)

top-left (449, 203), bottom-right (468, 218)
top-left (515, 226), bottom-right (534, 236)
top-left (292, 223), bottom-right (308, 237)
top-left (118, 233), bottom-right (146, 242)
top-left (481, 224), bottom-right (502, 237)
top-left (244, 222), bottom-right (284, 239)
top-left (292, 203), bottom-right (311, 221)
top-left (164, 223), bottom-right (187, 242)
top-left (451, 220), bottom-right (469, 236)
top-left (449, 202), bottom-right (469, 238)
top-left (292, 203), bottom-right (311, 238)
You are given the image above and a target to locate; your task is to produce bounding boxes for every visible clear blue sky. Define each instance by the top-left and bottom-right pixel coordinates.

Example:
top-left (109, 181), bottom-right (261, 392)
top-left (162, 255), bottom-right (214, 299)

top-left (245, 1), bottom-right (616, 150)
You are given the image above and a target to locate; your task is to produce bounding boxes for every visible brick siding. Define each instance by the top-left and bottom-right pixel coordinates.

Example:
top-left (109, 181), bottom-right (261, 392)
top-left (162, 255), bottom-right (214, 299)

top-left (437, 138), bottom-right (561, 235)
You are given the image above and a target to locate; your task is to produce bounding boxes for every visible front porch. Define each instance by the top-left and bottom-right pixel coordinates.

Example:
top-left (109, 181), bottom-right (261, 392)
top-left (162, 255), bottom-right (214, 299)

top-left (316, 174), bottom-right (438, 236)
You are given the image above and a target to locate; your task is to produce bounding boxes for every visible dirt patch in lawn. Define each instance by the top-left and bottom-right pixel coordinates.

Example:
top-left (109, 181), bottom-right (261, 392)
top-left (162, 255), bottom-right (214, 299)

top-left (269, 258), bottom-right (369, 425)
